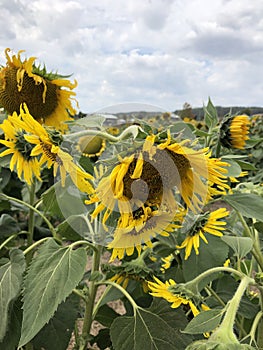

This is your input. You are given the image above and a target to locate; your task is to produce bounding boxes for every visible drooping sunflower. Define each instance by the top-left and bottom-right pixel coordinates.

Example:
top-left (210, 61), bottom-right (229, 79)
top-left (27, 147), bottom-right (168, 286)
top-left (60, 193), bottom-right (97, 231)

top-left (220, 115), bottom-right (250, 149)
top-left (148, 276), bottom-right (202, 316)
top-left (0, 112), bottom-right (41, 185)
top-left (0, 48), bottom-right (77, 132)
top-left (1, 104), bottom-right (94, 193)
top-left (108, 203), bottom-right (182, 260)
top-left (87, 130), bottom-right (229, 260)
top-left (77, 135), bottom-right (106, 158)
top-left (176, 207), bottom-right (229, 260)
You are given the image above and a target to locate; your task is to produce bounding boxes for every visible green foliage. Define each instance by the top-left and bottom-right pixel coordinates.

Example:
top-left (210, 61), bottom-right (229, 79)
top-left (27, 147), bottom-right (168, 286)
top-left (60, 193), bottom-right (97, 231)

top-left (1, 96), bottom-right (263, 350)
top-left (19, 239), bottom-right (87, 346)
top-left (0, 249), bottom-right (25, 341)
top-left (110, 299), bottom-right (192, 350)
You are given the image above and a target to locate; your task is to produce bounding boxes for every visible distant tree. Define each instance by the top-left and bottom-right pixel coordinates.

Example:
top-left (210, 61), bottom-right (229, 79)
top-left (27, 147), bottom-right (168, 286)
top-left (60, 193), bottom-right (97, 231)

top-left (179, 102), bottom-right (195, 120)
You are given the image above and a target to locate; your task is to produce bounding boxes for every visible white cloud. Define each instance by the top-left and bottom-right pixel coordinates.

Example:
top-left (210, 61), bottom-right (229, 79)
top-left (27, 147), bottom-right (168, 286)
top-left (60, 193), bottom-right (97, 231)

top-left (1, 0), bottom-right (263, 112)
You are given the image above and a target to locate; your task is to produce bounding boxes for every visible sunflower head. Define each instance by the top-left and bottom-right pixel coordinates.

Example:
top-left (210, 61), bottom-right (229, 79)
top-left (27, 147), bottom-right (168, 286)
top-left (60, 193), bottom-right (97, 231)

top-left (77, 135), bottom-right (106, 158)
top-left (220, 114), bottom-right (250, 149)
top-left (0, 48), bottom-right (78, 131)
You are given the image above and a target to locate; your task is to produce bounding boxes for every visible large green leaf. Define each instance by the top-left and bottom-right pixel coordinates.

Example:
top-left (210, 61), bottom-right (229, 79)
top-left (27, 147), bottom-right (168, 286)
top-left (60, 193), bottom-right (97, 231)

top-left (224, 193), bottom-right (263, 221)
top-left (19, 238), bottom-right (87, 346)
top-left (0, 249), bottom-right (25, 341)
top-left (183, 309), bottom-right (223, 334)
top-left (32, 293), bottom-right (80, 350)
top-left (182, 235), bottom-right (229, 281)
top-left (110, 301), bottom-right (192, 350)
top-left (0, 298), bottom-right (23, 350)
top-left (221, 236), bottom-right (253, 259)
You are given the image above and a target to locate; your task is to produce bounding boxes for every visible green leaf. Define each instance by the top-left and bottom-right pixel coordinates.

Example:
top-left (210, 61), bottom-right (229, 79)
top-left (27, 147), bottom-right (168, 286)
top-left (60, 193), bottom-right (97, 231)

top-left (0, 298), bottom-right (23, 350)
top-left (183, 309), bottom-right (223, 334)
top-left (95, 304), bottom-right (120, 327)
top-left (19, 238), bottom-right (87, 346)
top-left (32, 293), bottom-right (79, 350)
top-left (67, 113), bottom-right (107, 128)
top-left (56, 214), bottom-right (91, 241)
top-left (0, 249), bottom-right (25, 341)
top-left (221, 236), bottom-right (253, 258)
top-left (182, 235), bottom-right (229, 281)
top-left (236, 160), bottom-right (256, 171)
top-left (221, 159), bottom-right (242, 177)
top-left (41, 177), bottom-right (87, 219)
top-left (110, 303), bottom-right (192, 350)
top-left (0, 214), bottom-right (20, 238)
top-left (204, 97), bottom-right (218, 128)
top-left (224, 193), bottom-right (263, 221)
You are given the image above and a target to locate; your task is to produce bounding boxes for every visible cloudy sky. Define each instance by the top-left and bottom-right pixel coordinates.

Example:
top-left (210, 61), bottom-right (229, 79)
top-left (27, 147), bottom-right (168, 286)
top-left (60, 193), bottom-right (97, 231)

top-left (1, 0), bottom-right (263, 113)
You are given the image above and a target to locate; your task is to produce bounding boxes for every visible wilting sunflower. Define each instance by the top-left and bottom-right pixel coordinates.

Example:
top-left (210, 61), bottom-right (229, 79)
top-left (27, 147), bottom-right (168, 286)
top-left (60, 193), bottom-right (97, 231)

top-left (177, 207), bottom-right (229, 260)
top-left (0, 48), bottom-right (77, 131)
top-left (1, 104), bottom-right (94, 193)
top-left (108, 203), bottom-right (182, 261)
top-left (220, 115), bottom-right (250, 149)
top-left (87, 131), bottom-right (229, 260)
top-left (77, 135), bottom-right (106, 158)
top-left (148, 276), bottom-right (202, 316)
top-left (0, 112), bottom-right (41, 185)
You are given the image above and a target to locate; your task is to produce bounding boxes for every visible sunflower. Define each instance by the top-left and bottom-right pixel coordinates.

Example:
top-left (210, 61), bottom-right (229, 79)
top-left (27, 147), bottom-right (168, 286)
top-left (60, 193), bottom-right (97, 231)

top-left (148, 276), bottom-right (200, 316)
top-left (0, 112), bottom-right (41, 185)
top-left (1, 104), bottom-right (94, 193)
top-left (220, 115), bottom-right (250, 149)
top-left (77, 135), bottom-right (106, 158)
top-left (0, 48), bottom-right (77, 132)
top-left (108, 203), bottom-right (181, 261)
top-left (177, 208), bottom-right (229, 260)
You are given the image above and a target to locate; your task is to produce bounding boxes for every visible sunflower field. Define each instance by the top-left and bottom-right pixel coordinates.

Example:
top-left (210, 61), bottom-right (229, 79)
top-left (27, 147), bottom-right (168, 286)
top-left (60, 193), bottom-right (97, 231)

top-left (0, 48), bottom-right (263, 350)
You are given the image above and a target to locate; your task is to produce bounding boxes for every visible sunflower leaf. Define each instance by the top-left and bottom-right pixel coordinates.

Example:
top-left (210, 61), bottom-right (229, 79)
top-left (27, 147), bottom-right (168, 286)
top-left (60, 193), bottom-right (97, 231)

top-left (32, 293), bottom-right (79, 350)
top-left (224, 193), bottom-right (263, 221)
top-left (221, 236), bottom-right (253, 259)
top-left (110, 301), bottom-right (192, 350)
top-left (19, 238), bottom-right (87, 347)
top-left (204, 97), bottom-right (218, 128)
top-left (0, 249), bottom-right (25, 342)
top-left (183, 309), bottom-right (224, 334)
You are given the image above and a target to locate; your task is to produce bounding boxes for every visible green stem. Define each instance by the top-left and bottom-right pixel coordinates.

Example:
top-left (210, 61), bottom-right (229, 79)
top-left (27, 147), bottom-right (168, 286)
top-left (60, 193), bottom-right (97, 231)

top-left (210, 276), bottom-right (252, 343)
top-left (92, 285), bottom-right (112, 319)
top-left (99, 281), bottom-right (138, 313)
top-left (26, 182), bottom-right (36, 263)
top-left (0, 193), bottom-right (57, 238)
top-left (23, 237), bottom-right (52, 255)
top-left (257, 287), bottom-right (263, 348)
top-left (188, 266), bottom-right (250, 291)
top-left (237, 211), bottom-right (263, 271)
top-left (0, 233), bottom-right (19, 251)
top-left (79, 244), bottom-right (102, 350)
top-left (215, 139), bottom-right (222, 158)
top-left (69, 240), bottom-right (98, 253)
top-left (65, 125), bottom-right (142, 143)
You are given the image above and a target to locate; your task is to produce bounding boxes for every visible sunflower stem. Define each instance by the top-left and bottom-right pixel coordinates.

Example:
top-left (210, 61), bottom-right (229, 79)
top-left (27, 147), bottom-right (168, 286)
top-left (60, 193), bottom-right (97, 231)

top-left (99, 281), bottom-right (138, 313)
top-left (209, 275), bottom-right (251, 344)
top-left (186, 266), bottom-right (254, 293)
top-left (0, 193), bottom-right (58, 239)
top-left (65, 125), bottom-right (142, 143)
top-left (26, 181), bottom-right (36, 264)
top-left (79, 244), bottom-right (102, 350)
top-left (237, 211), bottom-right (263, 271)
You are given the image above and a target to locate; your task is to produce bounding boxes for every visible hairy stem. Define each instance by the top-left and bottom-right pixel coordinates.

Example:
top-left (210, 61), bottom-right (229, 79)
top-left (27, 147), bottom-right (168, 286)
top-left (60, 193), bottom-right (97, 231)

top-left (79, 244), bottom-right (102, 350)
